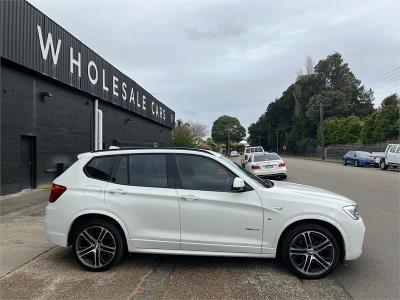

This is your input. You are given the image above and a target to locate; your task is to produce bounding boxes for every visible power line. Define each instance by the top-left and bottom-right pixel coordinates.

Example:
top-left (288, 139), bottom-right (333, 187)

top-left (366, 67), bottom-right (400, 86)
top-left (371, 76), bottom-right (400, 90)
top-left (369, 72), bottom-right (400, 88)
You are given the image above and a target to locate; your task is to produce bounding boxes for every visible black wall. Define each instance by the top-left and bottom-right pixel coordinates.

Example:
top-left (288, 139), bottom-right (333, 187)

top-left (0, 60), bottom-right (171, 195)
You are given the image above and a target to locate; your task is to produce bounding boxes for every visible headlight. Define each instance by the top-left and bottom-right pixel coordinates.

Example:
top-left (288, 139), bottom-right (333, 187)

top-left (343, 205), bottom-right (360, 220)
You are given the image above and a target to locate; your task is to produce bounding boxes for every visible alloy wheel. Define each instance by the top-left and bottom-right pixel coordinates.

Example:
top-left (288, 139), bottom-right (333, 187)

top-left (75, 226), bottom-right (117, 269)
top-left (289, 230), bottom-right (335, 277)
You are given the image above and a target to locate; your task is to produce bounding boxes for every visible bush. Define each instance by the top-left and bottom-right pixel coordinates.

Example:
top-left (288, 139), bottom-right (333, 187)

top-left (361, 106), bottom-right (400, 143)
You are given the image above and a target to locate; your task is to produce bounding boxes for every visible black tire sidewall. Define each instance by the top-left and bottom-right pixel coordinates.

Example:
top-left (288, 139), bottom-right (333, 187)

top-left (280, 223), bottom-right (340, 279)
top-left (72, 219), bottom-right (125, 272)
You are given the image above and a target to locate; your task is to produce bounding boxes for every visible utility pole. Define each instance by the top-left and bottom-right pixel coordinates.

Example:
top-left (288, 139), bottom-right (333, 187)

top-left (276, 129), bottom-right (279, 154)
top-left (320, 103), bottom-right (325, 160)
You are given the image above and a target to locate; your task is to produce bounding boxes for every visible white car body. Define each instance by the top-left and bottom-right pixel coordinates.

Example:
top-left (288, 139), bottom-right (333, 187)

top-left (241, 146), bottom-right (264, 166)
top-left (380, 144), bottom-right (400, 169)
top-left (245, 152), bottom-right (287, 178)
top-left (230, 151), bottom-right (239, 157)
top-left (44, 148), bottom-right (365, 277)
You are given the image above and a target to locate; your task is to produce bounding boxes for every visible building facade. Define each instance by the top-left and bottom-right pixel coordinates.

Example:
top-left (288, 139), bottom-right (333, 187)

top-left (0, 0), bottom-right (175, 195)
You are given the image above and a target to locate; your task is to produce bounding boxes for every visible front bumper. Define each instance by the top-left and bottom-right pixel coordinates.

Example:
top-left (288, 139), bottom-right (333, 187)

top-left (343, 217), bottom-right (365, 260)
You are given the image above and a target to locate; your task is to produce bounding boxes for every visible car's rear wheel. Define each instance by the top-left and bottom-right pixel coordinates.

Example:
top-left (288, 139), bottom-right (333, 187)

top-left (354, 160), bottom-right (359, 167)
top-left (380, 160), bottom-right (388, 170)
top-left (72, 220), bottom-right (124, 271)
top-left (281, 224), bottom-right (340, 279)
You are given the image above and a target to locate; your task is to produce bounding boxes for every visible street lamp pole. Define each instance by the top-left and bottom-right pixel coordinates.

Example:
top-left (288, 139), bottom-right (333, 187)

top-left (276, 129), bottom-right (279, 154)
top-left (320, 103), bottom-right (325, 160)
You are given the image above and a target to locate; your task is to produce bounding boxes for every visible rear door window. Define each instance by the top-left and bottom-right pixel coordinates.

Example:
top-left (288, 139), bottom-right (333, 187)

top-left (84, 156), bottom-right (115, 181)
top-left (129, 154), bottom-right (169, 188)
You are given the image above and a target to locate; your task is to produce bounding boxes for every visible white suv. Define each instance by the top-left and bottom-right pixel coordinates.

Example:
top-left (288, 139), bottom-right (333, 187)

top-left (379, 144), bottom-right (400, 170)
top-left (44, 148), bottom-right (365, 279)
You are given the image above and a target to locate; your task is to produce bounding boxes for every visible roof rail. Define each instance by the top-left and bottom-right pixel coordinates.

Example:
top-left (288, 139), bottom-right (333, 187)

top-left (91, 146), bottom-right (217, 155)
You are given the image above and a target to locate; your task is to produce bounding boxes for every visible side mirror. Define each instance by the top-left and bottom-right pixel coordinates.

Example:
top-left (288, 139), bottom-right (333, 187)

top-left (232, 177), bottom-right (245, 192)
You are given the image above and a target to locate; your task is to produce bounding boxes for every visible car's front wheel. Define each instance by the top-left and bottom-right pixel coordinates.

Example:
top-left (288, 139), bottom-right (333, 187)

top-left (281, 224), bottom-right (340, 279)
top-left (72, 220), bottom-right (125, 271)
top-left (380, 160), bottom-right (388, 170)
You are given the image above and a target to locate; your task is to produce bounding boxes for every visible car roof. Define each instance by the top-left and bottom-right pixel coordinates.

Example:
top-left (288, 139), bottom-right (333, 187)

top-left (78, 147), bottom-right (221, 159)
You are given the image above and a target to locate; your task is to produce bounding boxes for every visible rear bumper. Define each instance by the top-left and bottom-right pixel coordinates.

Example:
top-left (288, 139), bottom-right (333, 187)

top-left (252, 167), bottom-right (287, 177)
top-left (43, 204), bottom-right (68, 247)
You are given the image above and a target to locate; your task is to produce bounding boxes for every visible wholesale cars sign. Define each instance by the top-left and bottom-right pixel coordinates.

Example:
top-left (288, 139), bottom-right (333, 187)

top-left (0, 1), bottom-right (175, 128)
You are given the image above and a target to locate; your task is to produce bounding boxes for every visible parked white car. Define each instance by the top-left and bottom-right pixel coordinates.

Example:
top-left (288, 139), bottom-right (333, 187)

top-left (379, 144), bottom-right (400, 170)
top-left (241, 146), bottom-right (264, 166)
top-left (44, 148), bottom-right (365, 279)
top-left (246, 152), bottom-right (287, 179)
top-left (230, 150), bottom-right (239, 157)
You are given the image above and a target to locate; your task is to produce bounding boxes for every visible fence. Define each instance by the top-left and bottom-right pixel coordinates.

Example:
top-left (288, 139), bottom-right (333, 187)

top-left (302, 140), bottom-right (399, 159)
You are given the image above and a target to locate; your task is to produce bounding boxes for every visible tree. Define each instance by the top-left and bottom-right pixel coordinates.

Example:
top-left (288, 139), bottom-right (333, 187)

top-left (186, 121), bottom-right (208, 141)
top-left (306, 53), bottom-right (374, 123)
top-left (211, 115), bottom-right (246, 152)
top-left (381, 93), bottom-right (400, 107)
top-left (172, 120), bottom-right (195, 147)
top-left (305, 55), bottom-right (315, 75)
top-left (361, 106), bottom-right (400, 143)
top-left (320, 116), bottom-right (363, 145)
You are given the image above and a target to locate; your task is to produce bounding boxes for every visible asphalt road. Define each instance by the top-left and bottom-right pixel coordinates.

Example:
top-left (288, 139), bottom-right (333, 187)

top-left (0, 157), bottom-right (399, 299)
top-left (280, 157), bottom-right (399, 300)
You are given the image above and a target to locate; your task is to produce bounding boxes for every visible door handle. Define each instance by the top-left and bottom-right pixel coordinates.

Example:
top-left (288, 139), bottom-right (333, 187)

top-left (180, 195), bottom-right (199, 201)
top-left (109, 189), bottom-right (127, 194)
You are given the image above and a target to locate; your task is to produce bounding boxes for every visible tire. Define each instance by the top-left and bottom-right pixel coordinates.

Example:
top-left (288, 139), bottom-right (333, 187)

top-left (380, 160), bottom-right (388, 170)
top-left (354, 160), bottom-right (359, 167)
top-left (280, 223), bottom-right (340, 279)
top-left (72, 219), bottom-right (125, 271)
top-left (343, 160), bottom-right (347, 166)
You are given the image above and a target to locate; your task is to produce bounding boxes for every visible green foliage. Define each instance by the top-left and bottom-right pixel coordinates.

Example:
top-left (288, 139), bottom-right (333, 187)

top-left (172, 123), bottom-right (195, 147)
top-left (320, 116), bottom-right (363, 145)
top-left (381, 93), bottom-right (400, 107)
top-left (361, 106), bottom-right (400, 143)
top-left (206, 138), bottom-right (220, 152)
top-left (211, 115), bottom-right (246, 149)
top-left (248, 52), bottom-right (376, 153)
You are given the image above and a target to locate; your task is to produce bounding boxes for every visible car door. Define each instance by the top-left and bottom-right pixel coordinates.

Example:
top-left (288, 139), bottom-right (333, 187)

top-left (104, 154), bottom-right (180, 250)
top-left (386, 145), bottom-right (397, 164)
top-left (395, 146), bottom-right (400, 164)
top-left (173, 154), bottom-right (264, 254)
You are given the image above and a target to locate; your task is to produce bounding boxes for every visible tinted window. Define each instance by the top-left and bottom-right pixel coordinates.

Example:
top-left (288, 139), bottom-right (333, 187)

top-left (389, 146), bottom-right (396, 153)
top-left (356, 151), bottom-right (371, 156)
top-left (175, 155), bottom-right (235, 192)
top-left (84, 156), bottom-right (115, 181)
top-left (396, 147), bottom-right (400, 154)
top-left (111, 156), bottom-right (128, 185)
top-left (129, 155), bottom-right (168, 188)
top-left (254, 153), bottom-right (280, 162)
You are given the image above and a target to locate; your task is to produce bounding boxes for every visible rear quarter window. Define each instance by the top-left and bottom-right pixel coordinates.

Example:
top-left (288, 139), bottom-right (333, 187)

top-left (83, 156), bottom-right (115, 181)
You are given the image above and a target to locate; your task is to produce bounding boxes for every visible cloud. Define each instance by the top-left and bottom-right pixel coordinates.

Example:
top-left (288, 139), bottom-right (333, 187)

top-left (28, 0), bottom-right (400, 132)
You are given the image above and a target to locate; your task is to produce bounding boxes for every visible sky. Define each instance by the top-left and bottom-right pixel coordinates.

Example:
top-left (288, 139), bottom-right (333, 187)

top-left (28, 0), bottom-right (400, 135)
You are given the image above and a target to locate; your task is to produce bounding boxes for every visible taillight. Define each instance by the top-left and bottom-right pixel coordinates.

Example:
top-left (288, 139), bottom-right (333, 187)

top-left (251, 165), bottom-right (261, 170)
top-left (279, 160), bottom-right (286, 167)
top-left (49, 183), bottom-right (67, 203)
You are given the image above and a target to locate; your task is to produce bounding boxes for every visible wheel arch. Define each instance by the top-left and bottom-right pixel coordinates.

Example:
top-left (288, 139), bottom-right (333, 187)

top-left (275, 217), bottom-right (346, 262)
top-left (67, 211), bottom-right (131, 251)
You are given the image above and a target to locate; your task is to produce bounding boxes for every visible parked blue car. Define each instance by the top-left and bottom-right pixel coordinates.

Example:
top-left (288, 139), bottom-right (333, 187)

top-left (343, 151), bottom-right (377, 167)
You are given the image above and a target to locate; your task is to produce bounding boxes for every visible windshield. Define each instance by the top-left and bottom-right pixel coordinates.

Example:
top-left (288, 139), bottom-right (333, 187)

top-left (219, 156), bottom-right (274, 188)
top-left (254, 153), bottom-right (280, 162)
top-left (356, 151), bottom-right (371, 156)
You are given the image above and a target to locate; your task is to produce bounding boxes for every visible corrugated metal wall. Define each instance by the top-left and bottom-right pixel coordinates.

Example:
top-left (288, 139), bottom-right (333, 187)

top-left (0, 0), bottom-right (175, 128)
